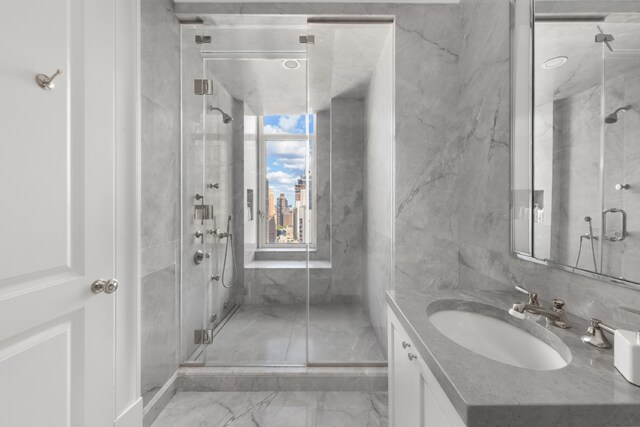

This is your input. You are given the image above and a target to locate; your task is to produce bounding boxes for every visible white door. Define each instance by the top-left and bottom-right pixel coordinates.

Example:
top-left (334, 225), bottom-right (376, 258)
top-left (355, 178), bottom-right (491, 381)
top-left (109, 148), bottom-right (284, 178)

top-left (0, 0), bottom-right (118, 426)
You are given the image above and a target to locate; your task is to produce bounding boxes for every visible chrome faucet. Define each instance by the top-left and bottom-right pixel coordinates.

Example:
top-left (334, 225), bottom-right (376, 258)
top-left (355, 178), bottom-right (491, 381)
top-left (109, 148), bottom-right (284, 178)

top-left (515, 285), bottom-right (540, 307)
top-left (511, 299), bottom-right (571, 329)
top-left (581, 318), bottom-right (615, 348)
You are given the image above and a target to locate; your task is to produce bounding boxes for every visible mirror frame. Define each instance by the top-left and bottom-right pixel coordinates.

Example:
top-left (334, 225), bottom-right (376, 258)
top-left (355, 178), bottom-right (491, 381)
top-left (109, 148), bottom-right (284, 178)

top-left (509, 0), bottom-right (640, 289)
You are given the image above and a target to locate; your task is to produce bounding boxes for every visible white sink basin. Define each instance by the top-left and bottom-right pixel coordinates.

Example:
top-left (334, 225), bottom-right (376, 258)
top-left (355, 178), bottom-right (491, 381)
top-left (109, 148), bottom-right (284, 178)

top-left (428, 301), bottom-right (570, 371)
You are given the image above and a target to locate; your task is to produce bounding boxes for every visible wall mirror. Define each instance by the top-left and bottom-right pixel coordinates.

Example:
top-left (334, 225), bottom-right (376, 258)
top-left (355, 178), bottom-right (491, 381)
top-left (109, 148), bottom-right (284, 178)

top-left (512, 0), bottom-right (640, 287)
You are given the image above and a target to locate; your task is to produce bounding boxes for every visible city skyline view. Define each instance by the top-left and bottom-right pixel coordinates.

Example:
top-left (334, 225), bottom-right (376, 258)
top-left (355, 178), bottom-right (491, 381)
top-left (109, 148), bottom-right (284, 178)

top-left (264, 114), bottom-right (314, 203)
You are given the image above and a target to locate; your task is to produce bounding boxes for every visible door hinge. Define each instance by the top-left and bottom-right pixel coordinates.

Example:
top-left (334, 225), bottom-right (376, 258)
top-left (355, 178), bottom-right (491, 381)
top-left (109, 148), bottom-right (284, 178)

top-left (299, 35), bottom-right (315, 44)
top-left (194, 79), bottom-right (213, 95)
top-left (595, 33), bottom-right (614, 43)
top-left (194, 329), bottom-right (214, 344)
top-left (195, 35), bottom-right (212, 44)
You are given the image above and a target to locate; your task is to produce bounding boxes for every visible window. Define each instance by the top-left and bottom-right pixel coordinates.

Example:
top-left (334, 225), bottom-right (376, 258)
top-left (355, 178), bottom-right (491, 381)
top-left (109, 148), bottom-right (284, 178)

top-left (259, 114), bottom-right (315, 247)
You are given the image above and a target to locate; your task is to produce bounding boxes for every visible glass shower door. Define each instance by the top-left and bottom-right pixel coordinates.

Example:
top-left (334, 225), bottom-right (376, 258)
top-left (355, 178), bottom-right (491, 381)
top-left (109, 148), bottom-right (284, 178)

top-left (180, 23), bottom-right (214, 365)
top-left (600, 21), bottom-right (640, 281)
top-left (306, 21), bottom-right (393, 364)
top-left (180, 19), bottom-right (312, 366)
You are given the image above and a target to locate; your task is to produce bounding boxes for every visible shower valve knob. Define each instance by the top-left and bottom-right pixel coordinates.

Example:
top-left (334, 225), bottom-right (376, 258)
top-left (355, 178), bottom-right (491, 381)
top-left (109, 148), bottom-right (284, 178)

top-left (616, 184), bottom-right (630, 191)
top-left (208, 183), bottom-right (220, 189)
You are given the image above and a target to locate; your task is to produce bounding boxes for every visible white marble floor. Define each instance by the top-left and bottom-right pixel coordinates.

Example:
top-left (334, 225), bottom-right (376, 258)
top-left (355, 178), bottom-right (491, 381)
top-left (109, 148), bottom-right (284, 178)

top-left (151, 391), bottom-right (388, 427)
top-left (204, 304), bottom-right (386, 365)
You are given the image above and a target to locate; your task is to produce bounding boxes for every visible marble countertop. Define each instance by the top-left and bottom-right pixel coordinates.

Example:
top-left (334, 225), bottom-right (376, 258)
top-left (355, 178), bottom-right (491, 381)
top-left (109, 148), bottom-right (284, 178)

top-left (387, 288), bottom-right (640, 427)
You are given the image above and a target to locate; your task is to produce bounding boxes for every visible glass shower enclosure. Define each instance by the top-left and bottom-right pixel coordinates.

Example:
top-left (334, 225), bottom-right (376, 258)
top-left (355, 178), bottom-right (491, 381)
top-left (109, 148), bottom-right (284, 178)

top-left (179, 16), bottom-right (394, 367)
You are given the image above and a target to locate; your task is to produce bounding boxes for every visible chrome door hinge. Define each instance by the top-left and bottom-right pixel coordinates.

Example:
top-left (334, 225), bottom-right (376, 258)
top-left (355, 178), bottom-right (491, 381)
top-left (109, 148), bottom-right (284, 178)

top-left (299, 35), bottom-right (315, 44)
top-left (195, 35), bottom-right (212, 44)
top-left (194, 329), bottom-right (214, 344)
top-left (194, 79), bottom-right (213, 95)
top-left (595, 33), bottom-right (614, 43)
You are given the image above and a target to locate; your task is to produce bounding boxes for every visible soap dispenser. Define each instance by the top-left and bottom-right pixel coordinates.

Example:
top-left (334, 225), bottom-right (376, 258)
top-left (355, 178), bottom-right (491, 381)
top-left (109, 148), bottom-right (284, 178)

top-left (615, 329), bottom-right (640, 387)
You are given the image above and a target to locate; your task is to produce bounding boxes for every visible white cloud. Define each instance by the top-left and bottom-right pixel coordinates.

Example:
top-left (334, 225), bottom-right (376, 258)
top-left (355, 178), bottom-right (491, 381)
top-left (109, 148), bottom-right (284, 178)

top-left (267, 170), bottom-right (298, 187)
top-left (266, 140), bottom-right (305, 158)
top-left (264, 124), bottom-right (286, 134)
top-left (264, 115), bottom-right (306, 134)
top-left (278, 115), bottom-right (302, 133)
top-left (278, 158), bottom-right (306, 170)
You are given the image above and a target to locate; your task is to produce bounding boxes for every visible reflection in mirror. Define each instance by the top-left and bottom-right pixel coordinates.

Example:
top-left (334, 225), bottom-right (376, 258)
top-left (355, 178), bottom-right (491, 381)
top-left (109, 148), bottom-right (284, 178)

top-left (512, 0), bottom-right (640, 286)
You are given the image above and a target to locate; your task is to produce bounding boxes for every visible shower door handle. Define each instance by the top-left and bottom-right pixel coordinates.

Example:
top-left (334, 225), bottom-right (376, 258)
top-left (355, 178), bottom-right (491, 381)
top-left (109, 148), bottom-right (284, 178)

top-left (603, 208), bottom-right (627, 242)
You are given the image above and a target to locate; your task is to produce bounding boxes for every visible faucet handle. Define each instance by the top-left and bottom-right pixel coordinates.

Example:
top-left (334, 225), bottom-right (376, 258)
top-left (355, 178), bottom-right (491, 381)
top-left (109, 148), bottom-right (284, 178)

top-left (515, 285), bottom-right (540, 306)
top-left (581, 318), bottom-right (614, 348)
top-left (552, 299), bottom-right (565, 310)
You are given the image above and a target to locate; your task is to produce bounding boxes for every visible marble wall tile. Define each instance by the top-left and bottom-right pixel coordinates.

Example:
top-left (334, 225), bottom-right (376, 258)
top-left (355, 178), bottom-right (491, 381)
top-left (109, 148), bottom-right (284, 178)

top-left (141, 95), bottom-right (180, 249)
top-left (329, 98), bottom-right (366, 301)
top-left (141, 266), bottom-right (179, 405)
top-left (393, 4), bottom-right (462, 293)
top-left (141, 0), bottom-right (181, 410)
top-left (315, 109), bottom-right (332, 261)
top-left (364, 30), bottom-right (394, 356)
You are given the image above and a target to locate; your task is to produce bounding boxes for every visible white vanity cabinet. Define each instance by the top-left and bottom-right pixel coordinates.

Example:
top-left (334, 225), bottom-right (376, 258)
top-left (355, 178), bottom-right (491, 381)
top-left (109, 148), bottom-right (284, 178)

top-left (388, 306), bottom-right (466, 427)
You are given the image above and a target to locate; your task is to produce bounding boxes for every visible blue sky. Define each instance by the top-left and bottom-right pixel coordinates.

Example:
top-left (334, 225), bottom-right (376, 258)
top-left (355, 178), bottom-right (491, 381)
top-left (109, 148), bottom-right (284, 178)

top-left (264, 115), bottom-right (314, 204)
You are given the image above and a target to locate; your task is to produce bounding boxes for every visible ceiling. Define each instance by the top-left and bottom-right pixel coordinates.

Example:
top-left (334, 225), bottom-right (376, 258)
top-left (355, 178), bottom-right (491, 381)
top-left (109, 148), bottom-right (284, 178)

top-left (534, 17), bottom-right (640, 106)
top-left (190, 22), bottom-right (392, 115)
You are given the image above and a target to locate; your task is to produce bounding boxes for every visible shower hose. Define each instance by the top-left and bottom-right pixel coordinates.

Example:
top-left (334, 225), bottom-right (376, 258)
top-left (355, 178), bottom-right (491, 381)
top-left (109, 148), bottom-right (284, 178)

top-left (221, 215), bottom-right (237, 288)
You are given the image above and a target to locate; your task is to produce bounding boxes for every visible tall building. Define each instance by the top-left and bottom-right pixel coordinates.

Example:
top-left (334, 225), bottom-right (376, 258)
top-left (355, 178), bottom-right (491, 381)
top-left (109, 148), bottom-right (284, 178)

top-left (265, 179), bottom-right (270, 216)
top-left (295, 174), bottom-right (312, 209)
top-left (282, 211), bottom-right (293, 228)
top-left (293, 206), bottom-right (305, 243)
top-left (295, 177), bottom-right (305, 203)
top-left (276, 192), bottom-right (288, 227)
top-left (267, 216), bottom-right (276, 243)
top-left (268, 189), bottom-right (275, 218)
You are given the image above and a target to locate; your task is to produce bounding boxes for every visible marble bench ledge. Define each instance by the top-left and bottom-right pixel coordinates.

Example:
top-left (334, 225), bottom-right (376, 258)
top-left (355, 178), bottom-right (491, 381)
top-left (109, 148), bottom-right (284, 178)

top-left (245, 260), bottom-right (332, 269)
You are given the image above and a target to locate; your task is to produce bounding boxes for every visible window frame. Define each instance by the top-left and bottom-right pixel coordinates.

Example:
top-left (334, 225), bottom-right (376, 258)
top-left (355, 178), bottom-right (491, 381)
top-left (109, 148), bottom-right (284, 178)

top-left (258, 115), bottom-right (317, 249)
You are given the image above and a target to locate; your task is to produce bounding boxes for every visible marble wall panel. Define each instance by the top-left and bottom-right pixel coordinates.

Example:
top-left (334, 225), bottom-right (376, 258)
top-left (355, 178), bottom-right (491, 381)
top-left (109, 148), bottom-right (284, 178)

top-left (330, 98), bottom-right (366, 300)
top-left (141, 266), bottom-right (179, 406)
top-left (364, 30), bottom-right (394, 355)
top-left (141, 0), bottom-right (180, 406)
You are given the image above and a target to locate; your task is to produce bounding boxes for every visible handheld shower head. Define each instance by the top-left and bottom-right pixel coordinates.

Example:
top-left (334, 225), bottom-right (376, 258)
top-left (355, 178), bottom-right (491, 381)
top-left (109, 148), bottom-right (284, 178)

top-left (209, 106), bottom-right (233, 124)
top-left (584, 216), bottom-right (594, 237)
top-left (605, 106), bottom-right (631, 124)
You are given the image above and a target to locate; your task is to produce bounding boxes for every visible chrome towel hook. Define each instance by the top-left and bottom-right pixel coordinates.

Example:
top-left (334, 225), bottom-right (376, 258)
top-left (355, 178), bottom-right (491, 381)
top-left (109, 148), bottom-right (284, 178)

top-left (36, 69), bottom-right (63, 90)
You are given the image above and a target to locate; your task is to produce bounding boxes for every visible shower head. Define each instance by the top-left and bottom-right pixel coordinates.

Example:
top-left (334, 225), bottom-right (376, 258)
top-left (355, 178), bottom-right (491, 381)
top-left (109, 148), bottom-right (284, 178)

top-left (209, 106), bottom-right (233, 124)
top-left (605, 106), bottom-right (631, 124)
